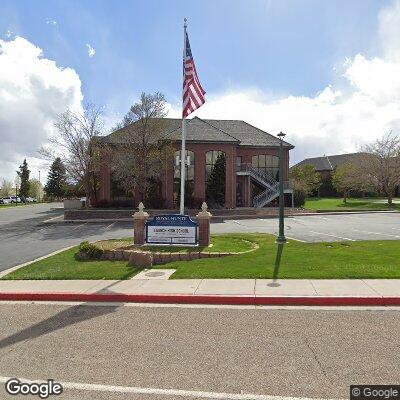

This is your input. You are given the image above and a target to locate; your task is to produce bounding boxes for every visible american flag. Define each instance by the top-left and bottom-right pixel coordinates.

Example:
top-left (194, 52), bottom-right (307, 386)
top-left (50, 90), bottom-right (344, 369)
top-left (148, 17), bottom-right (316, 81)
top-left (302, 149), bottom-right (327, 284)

top-left (183, 31), bottom-right (205, 118)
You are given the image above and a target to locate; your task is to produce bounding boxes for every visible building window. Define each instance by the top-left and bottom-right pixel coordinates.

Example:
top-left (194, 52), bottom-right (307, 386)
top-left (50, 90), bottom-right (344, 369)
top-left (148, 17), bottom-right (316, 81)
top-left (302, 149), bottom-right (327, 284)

top-left (236, 156), bottom-right (242, 172)
top-left (173, 150), bottom-right (195, 207)
top-left (205, 150), bottom-right (226, 206)
top-left (251, 154), bottom-right (279, 180)
top-left (205, 151), bottom-right (225, 181)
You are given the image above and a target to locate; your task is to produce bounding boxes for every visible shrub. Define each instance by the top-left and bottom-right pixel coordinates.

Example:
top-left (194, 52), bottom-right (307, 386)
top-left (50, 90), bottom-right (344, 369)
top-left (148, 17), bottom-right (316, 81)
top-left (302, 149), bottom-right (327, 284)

top-left (76, 241), bottom-right (103, 260)
top-left (293, 189), bottom-right (306, 207)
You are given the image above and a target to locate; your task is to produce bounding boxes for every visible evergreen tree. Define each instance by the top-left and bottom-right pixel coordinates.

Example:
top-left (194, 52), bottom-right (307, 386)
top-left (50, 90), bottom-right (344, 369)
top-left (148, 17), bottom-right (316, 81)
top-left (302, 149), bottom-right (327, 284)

top-left (45, 157), bottom-right (67, 199)
top-left (206, 153), bottom-right (226, 206)
top-left (17, 159), bottom-right (30, 198)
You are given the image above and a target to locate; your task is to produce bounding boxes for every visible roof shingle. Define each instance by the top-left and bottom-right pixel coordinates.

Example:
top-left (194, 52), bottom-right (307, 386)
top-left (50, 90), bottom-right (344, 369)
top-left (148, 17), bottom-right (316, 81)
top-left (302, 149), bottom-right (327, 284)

top-left (100, 116), bottom-right (294, 148)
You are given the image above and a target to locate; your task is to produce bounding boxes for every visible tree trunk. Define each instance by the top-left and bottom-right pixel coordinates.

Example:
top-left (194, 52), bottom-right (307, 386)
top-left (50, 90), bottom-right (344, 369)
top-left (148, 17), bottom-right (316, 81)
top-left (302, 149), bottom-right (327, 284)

top-left (388, 193), bottom-right (393, 206)
top-left (343, 191), bottom-right (347, 204)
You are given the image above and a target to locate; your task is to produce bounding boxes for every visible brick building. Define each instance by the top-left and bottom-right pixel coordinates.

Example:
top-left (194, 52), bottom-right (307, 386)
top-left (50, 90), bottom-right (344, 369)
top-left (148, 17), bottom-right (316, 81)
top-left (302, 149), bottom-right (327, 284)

top-left (293, 153), bottom-right (369, 196)
top-left (97, 117), bottom-right (294, 209)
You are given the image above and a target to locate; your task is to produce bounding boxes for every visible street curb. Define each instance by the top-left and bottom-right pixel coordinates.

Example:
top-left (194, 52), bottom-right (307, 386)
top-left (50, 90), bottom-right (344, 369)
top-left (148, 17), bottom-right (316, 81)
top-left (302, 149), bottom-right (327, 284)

top-left (0, 292), bottom-right (399, 306)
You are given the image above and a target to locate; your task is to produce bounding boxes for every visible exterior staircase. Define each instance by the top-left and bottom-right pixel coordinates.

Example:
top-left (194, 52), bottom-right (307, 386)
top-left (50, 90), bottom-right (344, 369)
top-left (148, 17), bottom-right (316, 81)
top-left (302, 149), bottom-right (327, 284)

top-left (236, 164), bottom-right (293, 208)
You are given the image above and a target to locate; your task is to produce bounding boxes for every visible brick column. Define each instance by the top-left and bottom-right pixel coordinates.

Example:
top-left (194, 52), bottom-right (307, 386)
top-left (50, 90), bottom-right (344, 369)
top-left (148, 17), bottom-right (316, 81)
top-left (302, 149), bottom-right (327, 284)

top-left (194, 149), bottom-right (206, 202)
top-left (224, 147), bottom-right (236, 209)
top-left (133, 202), bottom-right (149, 245)
top-left (196, 202), bottom-right (212, 246)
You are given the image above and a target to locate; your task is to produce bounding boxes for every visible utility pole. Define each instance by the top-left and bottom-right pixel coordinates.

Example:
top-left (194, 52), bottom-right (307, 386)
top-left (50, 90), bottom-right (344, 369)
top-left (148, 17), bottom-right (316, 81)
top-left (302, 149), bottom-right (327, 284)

top-left (38, 170), bottom-right (41, 202)
top-left (276, 132), bottom-right (287, 244)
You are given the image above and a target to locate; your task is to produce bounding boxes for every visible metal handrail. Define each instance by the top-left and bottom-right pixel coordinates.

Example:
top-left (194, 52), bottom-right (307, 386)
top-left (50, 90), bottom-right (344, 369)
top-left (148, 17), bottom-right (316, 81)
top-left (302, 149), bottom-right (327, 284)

top-left (253, 181), bottom-right (293, 208)
top-left (238, 163), bottom-right (277, 187)
top-left (253, 183), bottom-right (279, 207)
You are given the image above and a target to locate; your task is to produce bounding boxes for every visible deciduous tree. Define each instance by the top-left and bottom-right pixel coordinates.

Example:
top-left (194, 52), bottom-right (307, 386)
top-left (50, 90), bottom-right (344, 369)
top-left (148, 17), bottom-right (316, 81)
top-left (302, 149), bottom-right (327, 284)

top-left (40, 104), bottom-right (104, 204)
top-left (111, 92), bottom-right (174, 204)
top-left (0, 179), bottom-right (13, 197)
top-left (359, 132), bottom-right (400, 205)
top-left (289, 165), bottom-right (322, 196)
top-left (28, 178), bottom-right (44, 201)
top-left (332, 163), bottom-right (358, 203)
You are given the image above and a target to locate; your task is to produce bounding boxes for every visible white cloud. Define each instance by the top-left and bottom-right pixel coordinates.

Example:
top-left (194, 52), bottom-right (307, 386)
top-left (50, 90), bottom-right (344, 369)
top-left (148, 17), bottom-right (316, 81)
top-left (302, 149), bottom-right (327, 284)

top-left (177, 0), bottom-right (400, 165)
top-left (86, 43), bottom-right (95, 58)
top-left (0, 36), bottom-right (83, 181)
top-left (5, 30), bottom-right (12, 38)
top-left (45, 18), bottom-right (57, 26)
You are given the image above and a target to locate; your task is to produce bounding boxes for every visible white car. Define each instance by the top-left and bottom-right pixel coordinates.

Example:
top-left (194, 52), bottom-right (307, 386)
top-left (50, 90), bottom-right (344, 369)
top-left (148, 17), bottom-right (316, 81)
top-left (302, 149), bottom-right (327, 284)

top-left (2, 197), bottom-right (13, 204)
top-left (25, 197), bottom-right (37, 202)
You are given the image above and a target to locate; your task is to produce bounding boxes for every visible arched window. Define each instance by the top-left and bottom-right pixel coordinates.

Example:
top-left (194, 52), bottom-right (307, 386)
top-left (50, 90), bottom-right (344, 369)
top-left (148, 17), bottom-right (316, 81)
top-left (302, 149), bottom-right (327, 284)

top-left (252, 154), bottom-right (279, 180)
top-left (205, 150), bottom-right (226, 206)
top-left (173, 150), bottom-right (195, 206)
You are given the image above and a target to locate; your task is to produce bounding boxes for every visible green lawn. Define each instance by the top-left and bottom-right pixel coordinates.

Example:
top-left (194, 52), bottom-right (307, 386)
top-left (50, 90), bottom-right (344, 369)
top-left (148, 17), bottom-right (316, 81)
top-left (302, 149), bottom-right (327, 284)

top-left (3, 234), bottom-right (400, 280)
top-left (305, 197), bottom-right (400, 212)
top-left (160, 234), bottom-right (400, 279)
top-left (2, 247), bottom-right (141, 280)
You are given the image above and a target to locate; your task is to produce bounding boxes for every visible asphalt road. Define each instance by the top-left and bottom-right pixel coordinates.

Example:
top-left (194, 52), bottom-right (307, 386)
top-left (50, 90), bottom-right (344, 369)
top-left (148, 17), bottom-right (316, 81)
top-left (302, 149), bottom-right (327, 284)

top-left (1, 204), bottom-right (400, 272)
top-left (0, 302), bottom-right (399, 399)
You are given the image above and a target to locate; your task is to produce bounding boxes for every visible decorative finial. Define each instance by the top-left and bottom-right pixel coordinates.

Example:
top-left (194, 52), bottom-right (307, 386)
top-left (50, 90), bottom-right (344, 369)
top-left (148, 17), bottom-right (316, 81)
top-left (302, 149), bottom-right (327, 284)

top-left (184, 17), bottom-right (187, 28)
top-left (133, 202), bottom-right (149, 219)
top-left (197, 202), bottom-right (211, 218)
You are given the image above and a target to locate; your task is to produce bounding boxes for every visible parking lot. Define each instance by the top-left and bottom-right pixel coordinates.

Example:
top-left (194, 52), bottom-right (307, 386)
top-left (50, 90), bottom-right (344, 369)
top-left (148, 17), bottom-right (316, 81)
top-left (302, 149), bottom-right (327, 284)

top-left (216, 212), bottom-right (400, 242)
top-left (1, 204), bottom-right (400, 272)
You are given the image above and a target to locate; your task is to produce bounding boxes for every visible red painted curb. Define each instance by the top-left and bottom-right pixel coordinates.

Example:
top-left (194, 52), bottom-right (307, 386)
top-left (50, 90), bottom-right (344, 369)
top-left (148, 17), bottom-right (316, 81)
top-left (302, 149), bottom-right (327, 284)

top-left (1, 292), bottom-right (400, 306)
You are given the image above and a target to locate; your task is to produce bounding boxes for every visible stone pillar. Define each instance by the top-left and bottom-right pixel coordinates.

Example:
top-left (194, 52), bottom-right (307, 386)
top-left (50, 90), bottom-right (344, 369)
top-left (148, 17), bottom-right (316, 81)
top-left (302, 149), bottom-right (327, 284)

top-left (133, 202), bottom-right (149, 245)
top-left (196, 202), bottom-right (212, 246)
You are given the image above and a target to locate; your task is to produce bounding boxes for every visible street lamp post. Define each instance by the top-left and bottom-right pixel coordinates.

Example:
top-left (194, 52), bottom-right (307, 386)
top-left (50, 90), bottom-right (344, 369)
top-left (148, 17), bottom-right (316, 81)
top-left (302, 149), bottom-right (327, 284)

top-left (276, 132), bottom-right (287, 244)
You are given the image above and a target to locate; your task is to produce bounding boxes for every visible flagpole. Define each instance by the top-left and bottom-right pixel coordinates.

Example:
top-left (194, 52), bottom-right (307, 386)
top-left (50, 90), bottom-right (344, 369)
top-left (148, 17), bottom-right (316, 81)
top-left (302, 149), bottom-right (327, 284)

top-left (179, 18), bottom-right (188, 215)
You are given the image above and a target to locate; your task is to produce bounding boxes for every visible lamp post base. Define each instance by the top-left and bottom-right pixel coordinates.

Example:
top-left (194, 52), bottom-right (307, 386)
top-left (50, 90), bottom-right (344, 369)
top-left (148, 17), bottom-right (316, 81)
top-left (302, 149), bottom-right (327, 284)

top-left (276, 236), bottom-right (287, 244)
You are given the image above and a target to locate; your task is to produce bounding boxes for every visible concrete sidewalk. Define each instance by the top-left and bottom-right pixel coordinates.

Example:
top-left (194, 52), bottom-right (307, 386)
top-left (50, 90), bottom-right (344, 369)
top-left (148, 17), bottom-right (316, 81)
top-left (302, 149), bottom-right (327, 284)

top-left (1, 277), bottom-right (400, 306)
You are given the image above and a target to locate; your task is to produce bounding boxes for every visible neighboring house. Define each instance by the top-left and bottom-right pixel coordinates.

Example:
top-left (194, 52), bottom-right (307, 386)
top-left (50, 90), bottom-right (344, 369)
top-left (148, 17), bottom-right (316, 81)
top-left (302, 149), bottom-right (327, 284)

top-left (96, 116), bottom-right (294, 209)
top-left (292, 153), bottom-right (369, 196)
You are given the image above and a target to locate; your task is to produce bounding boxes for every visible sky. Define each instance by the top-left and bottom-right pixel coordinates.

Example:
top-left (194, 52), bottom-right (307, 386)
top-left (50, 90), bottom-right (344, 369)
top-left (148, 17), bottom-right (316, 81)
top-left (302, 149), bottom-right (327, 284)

top-left (1, 0), bottom-right (400, 182)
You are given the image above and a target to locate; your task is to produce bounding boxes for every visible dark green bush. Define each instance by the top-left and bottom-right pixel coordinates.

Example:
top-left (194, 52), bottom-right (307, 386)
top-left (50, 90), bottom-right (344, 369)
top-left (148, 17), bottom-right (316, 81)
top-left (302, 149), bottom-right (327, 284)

top-left (293, 189), bottom-right (306, 207)
top-left (76, 241), bottom-right (103, 260)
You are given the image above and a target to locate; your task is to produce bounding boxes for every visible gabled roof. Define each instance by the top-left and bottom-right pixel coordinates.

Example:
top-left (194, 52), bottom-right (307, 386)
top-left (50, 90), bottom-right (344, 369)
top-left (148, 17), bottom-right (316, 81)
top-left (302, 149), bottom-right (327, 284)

top-left (203, 119), bottom-right (293, 147)
top-left (99, 116), bottom-right (294, 148)
top-left (293, 152), bottom-right (370, 171)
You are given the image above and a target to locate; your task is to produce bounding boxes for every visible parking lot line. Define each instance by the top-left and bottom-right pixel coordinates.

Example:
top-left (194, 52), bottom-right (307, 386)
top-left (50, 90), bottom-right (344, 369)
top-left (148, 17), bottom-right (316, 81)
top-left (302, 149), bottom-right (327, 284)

top-left (104, 222), bottom-right (116, 230)
top-left (285, 236), bottom-right (308, 243)
top-left (72, 223), bottom-right (87, 230)
top-left (309, 231), bottom-right (356, 241)
top-left (352, 229), bottom-right (400, 238)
